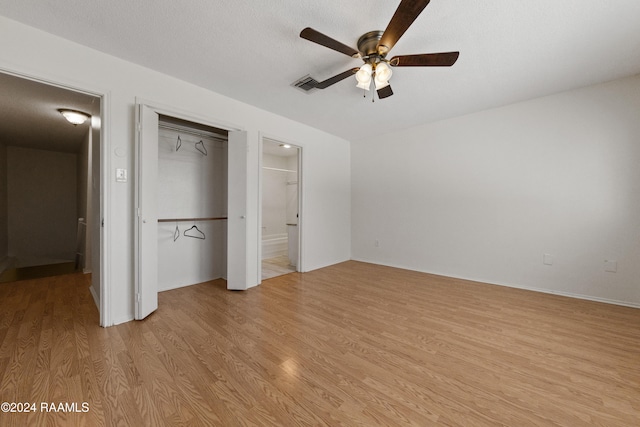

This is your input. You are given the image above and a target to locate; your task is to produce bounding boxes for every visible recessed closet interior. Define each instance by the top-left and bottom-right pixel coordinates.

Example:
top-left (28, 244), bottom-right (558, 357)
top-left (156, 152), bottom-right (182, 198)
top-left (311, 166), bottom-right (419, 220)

top-left (156, 115), bottom-right (228, 291)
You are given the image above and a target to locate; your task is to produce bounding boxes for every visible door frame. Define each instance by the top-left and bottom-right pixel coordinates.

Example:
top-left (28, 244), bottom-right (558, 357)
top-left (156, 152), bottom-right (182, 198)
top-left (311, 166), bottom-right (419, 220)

top-left (134, 99), bottom-right (252, 316)
top-left (258, 133), bottom-right (304, 281)
top-left (0, 66), bottom-right (111, 326)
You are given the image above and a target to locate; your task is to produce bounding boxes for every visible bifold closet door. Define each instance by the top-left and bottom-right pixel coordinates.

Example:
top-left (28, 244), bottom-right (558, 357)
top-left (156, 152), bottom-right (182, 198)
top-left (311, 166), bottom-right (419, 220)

top-left (136, 104), bottom-right (251, 319)
top-left (135, 104), bottom-right (159, 320)
top-left (227, 131), bottom-right (248, 290)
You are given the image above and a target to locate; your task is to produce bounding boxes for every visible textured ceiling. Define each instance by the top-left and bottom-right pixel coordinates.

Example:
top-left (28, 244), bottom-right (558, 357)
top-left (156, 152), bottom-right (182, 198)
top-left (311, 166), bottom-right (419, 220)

top-left (1, 0), bottom-right (640, 143)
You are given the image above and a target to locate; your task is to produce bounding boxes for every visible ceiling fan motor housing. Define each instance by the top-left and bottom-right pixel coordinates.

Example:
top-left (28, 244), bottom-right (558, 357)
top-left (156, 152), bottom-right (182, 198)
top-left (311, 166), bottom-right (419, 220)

top-left (357, 31), bottom-right (385, 60)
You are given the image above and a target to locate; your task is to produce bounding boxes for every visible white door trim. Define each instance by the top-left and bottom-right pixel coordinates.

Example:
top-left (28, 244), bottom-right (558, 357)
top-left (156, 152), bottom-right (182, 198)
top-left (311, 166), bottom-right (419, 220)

top-left (0, 66), bottom-right (112, 326)
top-left (258, 133), bottom-right (305, 281)
top-left (133, 98), bottom-right (251, 300)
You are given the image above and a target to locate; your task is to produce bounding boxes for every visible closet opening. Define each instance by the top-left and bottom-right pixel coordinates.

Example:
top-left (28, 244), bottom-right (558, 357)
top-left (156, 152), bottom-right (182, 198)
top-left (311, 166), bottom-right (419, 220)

top-left (261, 138), bottom-right (301, 280)
top-left (156, 115), bottom-right (228, 292)
top-left (136, 103), bottom-right (250, 320)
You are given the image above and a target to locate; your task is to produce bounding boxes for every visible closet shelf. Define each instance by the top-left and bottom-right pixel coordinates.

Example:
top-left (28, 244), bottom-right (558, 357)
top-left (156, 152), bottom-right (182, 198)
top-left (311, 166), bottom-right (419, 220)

top-left (158, 217), bottom-right (227, 223)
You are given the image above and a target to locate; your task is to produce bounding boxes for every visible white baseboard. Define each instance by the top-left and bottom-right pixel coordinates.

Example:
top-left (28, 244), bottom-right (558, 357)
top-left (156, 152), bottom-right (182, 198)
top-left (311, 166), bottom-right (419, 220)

top-left (112, 314), bottom-right (135, 326)
top-left (89, 284), bottom-right (100, 311)
top-left (351, 257), bottom-right (640, 309)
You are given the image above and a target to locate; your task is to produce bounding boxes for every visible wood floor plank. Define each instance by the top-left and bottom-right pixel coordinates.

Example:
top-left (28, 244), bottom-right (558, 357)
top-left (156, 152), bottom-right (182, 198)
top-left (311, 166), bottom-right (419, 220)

top-left (1, 262), bottom-right (639, 425)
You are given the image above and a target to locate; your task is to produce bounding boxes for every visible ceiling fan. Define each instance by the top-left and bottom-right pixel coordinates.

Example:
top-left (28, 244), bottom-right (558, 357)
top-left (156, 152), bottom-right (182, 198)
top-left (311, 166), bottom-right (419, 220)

top-left (299, 0), bottom-right (459, 100)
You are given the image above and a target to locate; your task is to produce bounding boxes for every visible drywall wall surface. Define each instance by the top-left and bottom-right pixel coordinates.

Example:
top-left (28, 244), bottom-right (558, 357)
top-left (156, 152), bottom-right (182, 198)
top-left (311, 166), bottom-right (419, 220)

top-left (0, 142), bottom-right (7, 261)
top-left (262, 153), bottom-right (289, 237)
top-left (76, 128), bottom-right (90, 271)
top-left (0, 16), bottom-right (351, 324)
top-left (7, 146), bottom-right (78, 265)
top-left (156, 127), bottom-right (226, 291)
top-left (89, 116), bottom-right (100, 304)
top-left (352, 74), bottom-right (640, 306)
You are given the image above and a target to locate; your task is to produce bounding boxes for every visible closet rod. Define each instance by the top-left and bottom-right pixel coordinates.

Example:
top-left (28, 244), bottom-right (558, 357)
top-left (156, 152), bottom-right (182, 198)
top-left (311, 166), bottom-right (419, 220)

top-left (263, 166), bottom-right (297, 173)
top-left (158, 217), bottom-right (227, 223)
top-left (158, 123), bottom-right (227, 142)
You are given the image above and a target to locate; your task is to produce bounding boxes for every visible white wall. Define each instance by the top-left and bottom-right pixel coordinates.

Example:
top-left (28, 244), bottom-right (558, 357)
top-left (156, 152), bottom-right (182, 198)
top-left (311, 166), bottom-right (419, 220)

top-left (262, 153), bottom-right (289, 237)
top-left (156, 127), bottom-right (226, 291)
top-left (352, 74), bottom-right (640, 307)
top-left (0, 16), bottom-right (351, 325)
top-left (89, 116), bottom-right (101, 304)
top-left (77, 128), bottom-right (91, 271)
top-left (7, 146), bottom-right (78, 266)
top-left (286, 155), bottom-right (299, 225)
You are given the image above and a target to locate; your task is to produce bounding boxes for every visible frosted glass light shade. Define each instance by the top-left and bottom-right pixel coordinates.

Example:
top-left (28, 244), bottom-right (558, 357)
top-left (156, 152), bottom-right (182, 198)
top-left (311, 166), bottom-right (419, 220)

top-left (374, 79), bottom-right (390, 89)
top-left (59, 109), bottom-right (90, 125)
top-left (375, 62), bottom-right (393, 82)
top-left (355, 64), bottom-right (372, 84)
top-left (374, 62), bottom-right (392, 90)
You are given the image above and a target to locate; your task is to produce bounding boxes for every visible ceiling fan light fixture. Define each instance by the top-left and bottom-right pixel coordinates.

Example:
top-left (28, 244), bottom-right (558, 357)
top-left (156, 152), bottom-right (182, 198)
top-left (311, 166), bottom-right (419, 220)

top-left (374, 79), bottom-right (390, 90)
top-left (356, 81), bottom-right (370, 91)
top-left (299, 1), bottom-right (459, 100)
top-left (374, 62), bottom-right (393, 90)
top-left (375, 62), bottom-right (392, 81)
top-left (355, 63), bottom-right (372, 84)
top-left (58, 109), bottom-right (90, 125)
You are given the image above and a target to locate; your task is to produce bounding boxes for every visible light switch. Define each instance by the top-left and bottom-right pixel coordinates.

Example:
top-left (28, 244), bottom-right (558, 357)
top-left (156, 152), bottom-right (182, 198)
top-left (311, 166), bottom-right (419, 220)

top-left (543, 253), bottom-right (553, 266)
top-left (116, 168), bottom-right (127, 183)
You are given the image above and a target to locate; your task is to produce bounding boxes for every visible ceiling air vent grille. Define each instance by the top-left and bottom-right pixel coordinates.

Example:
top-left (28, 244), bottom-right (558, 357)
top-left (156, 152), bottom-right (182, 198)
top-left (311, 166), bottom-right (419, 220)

top-left (292, 75), bottom-right (318, 93)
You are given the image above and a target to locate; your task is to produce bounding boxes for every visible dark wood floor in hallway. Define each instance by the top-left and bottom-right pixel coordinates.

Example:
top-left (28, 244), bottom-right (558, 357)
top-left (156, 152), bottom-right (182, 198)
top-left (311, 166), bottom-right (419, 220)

top-left (1, 261), bottom-right (639, 426)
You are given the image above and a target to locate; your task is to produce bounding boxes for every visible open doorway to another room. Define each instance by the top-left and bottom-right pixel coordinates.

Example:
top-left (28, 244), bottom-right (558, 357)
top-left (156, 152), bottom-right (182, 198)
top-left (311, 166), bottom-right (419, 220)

top-left (0, 72), bottom-right (101, 287)
top-left (261, 139), bottom-right (300, 280)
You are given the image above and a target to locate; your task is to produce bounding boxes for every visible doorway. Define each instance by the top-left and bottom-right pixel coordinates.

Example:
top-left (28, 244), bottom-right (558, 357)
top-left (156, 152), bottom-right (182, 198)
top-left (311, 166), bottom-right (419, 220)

top-left (261, 138), bottom-right (301, 280)
top-left (0, 71), bottom-right (103, 315)
top-left (135, 103), bottom-right (249, 320)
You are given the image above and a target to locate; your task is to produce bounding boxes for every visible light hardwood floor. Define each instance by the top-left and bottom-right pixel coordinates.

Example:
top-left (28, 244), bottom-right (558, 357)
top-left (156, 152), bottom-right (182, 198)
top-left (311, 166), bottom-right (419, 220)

top-left (262, 255), bottom-right (296, 280)
top-left (1, 261), bottom-right (639, 426)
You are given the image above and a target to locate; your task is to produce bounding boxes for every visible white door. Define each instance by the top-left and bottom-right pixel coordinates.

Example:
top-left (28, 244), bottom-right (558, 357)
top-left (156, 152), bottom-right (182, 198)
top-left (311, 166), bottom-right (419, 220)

top-left (227, 131), bottom-right (248, 290)
top-left (90, 117), bottom-right (104, 323)
top-left (136, 105), bottom-right (250, 314)
top-left (135, 104), bottom-right (159, 319)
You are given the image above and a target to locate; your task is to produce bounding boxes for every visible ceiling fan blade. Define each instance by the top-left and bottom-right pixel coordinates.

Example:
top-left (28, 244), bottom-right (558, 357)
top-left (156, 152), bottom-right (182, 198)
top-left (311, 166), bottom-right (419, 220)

top-left (315, 68), bottom-right (359, 89)
top-left (377, 85), bottom-right (394, 99)
top-left (300, 28), bottom-right (360, 58)
top-left (390, 52), bottom-right (459, 67)
top-left (377, 0), bottom-right (431, 55)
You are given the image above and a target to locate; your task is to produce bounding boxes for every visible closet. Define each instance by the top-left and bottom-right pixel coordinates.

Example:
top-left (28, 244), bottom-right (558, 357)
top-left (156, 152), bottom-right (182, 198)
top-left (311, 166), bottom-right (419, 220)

top-left (156, 115), bottom-right (228, 291)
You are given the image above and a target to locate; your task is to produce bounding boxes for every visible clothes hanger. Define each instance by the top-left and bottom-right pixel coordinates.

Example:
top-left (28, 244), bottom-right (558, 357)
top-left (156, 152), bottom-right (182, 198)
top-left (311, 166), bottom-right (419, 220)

top-left (195, 140), bottom-right (207, 155)
top-left (173, 223), bottom-right (180, 242)
top-left (184, 224), bottom-right (205, 240)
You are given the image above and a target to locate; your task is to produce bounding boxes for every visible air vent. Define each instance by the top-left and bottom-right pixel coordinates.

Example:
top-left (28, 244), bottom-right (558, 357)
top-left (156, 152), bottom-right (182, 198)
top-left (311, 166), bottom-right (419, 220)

top-left (292, 75), bottom-right (319, 93)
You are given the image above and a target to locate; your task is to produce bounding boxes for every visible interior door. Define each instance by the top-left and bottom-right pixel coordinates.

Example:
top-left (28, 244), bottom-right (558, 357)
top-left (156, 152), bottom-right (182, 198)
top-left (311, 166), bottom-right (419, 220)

top-left (227, 131), bottom-right (248, 290)
top-left (90, 115), bottom-right (103, 322)
top-left (135, 104), bottom-right (159, 319)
